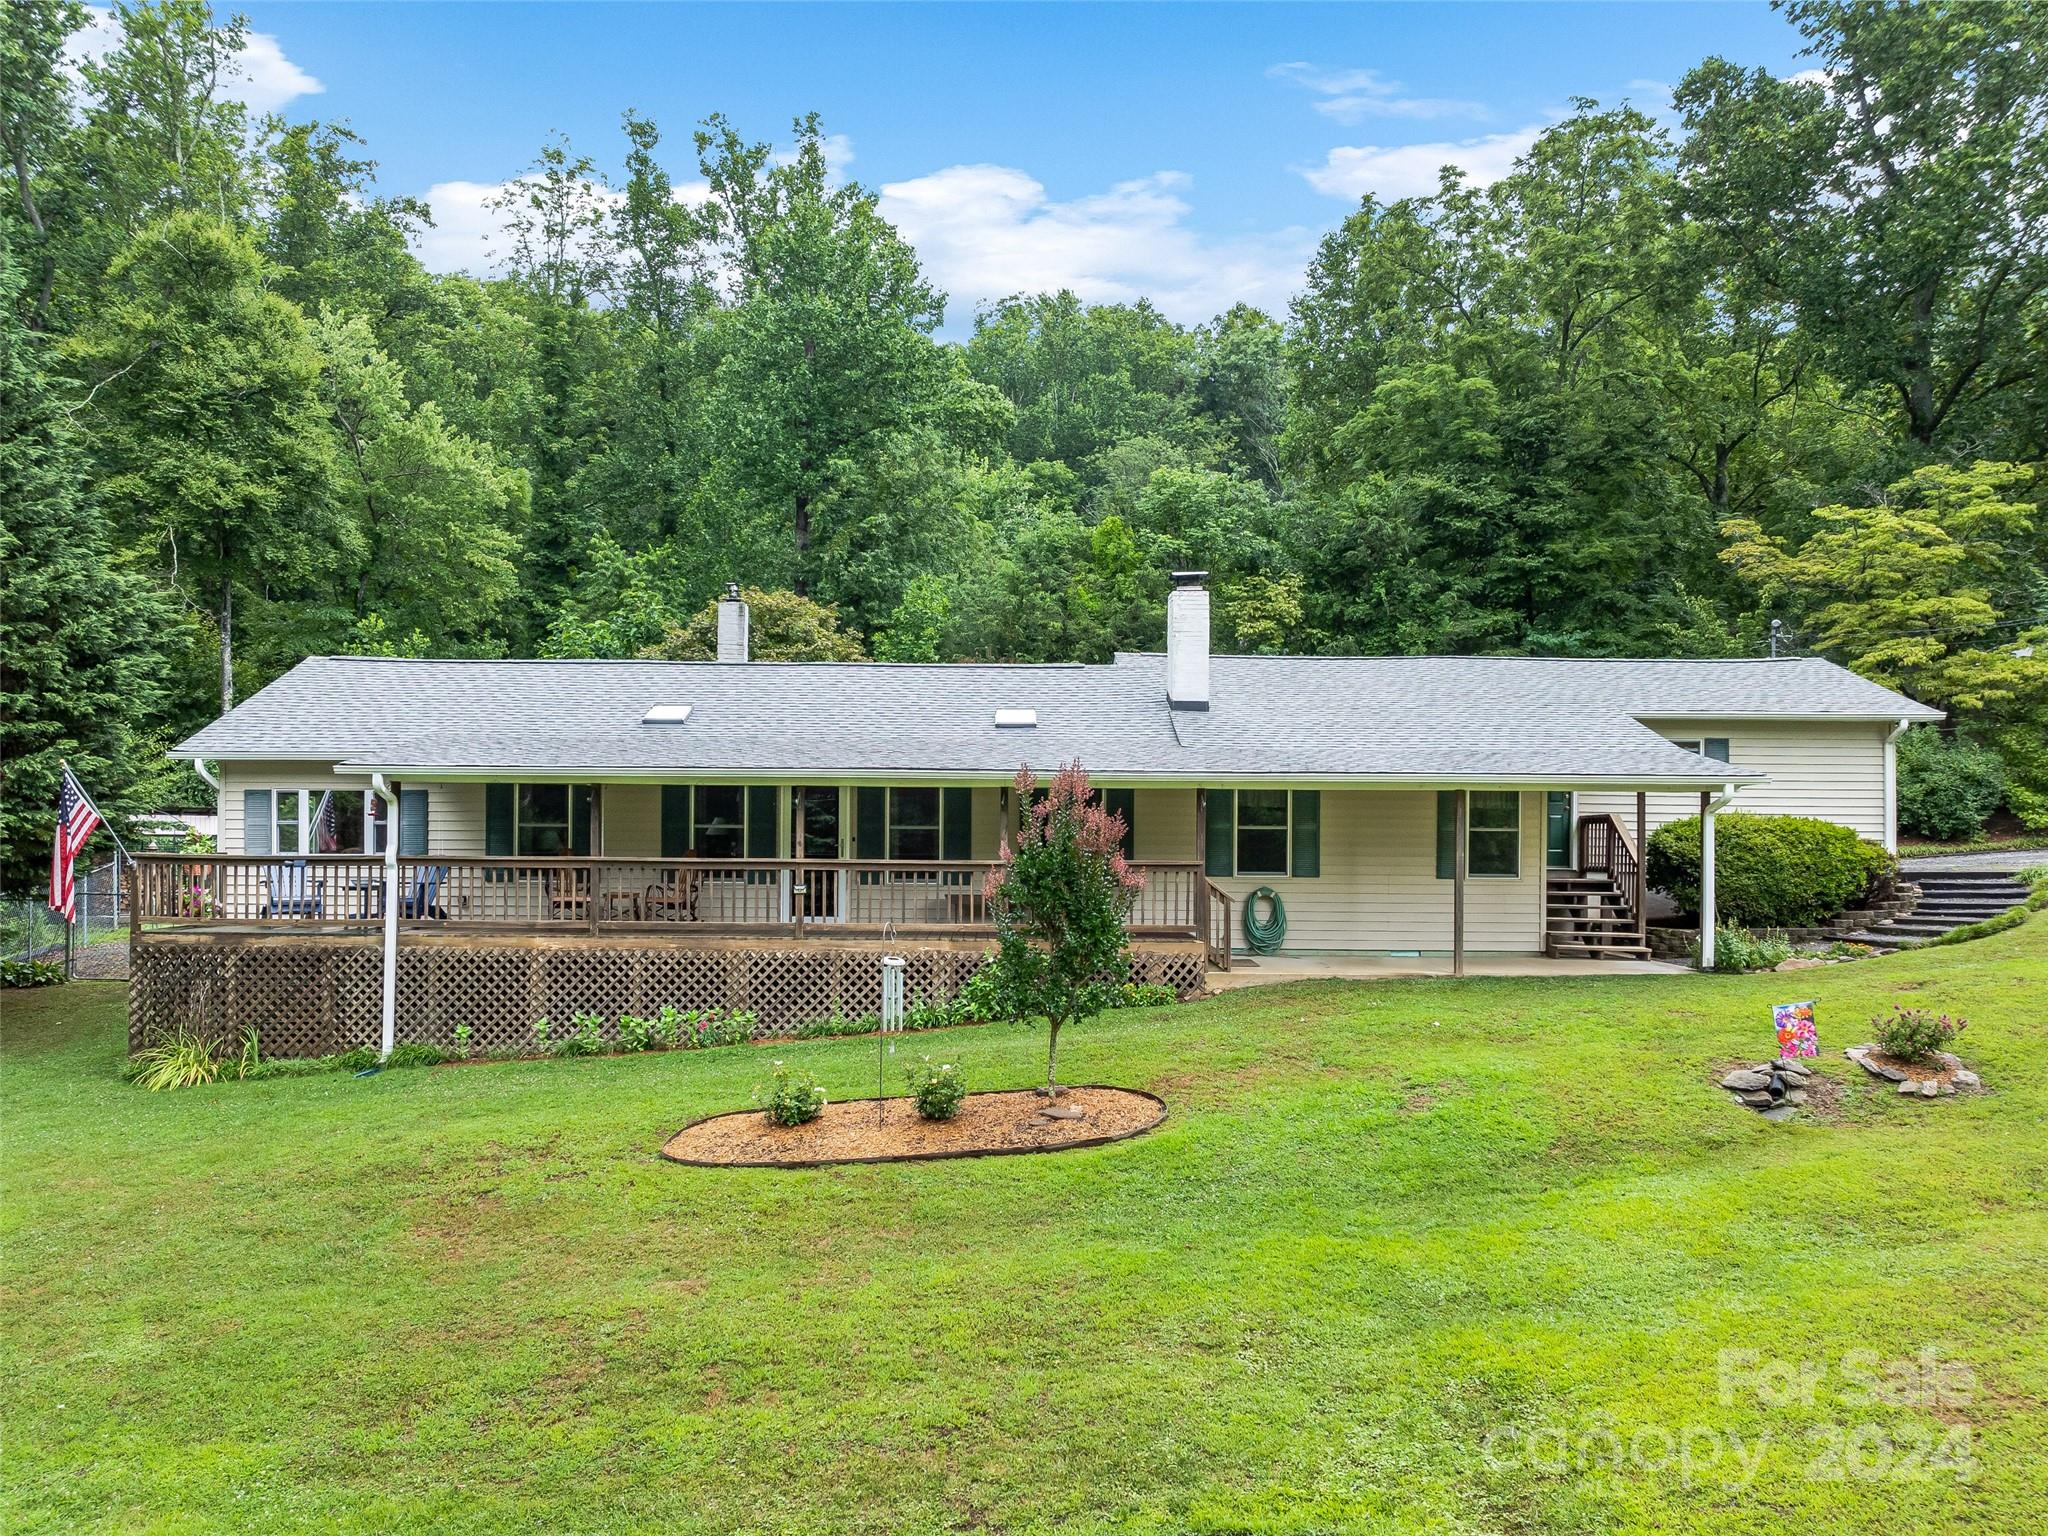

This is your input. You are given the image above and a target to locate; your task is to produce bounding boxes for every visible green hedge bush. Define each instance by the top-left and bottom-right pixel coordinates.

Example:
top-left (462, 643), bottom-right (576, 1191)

top-left (1896, 726), bottom-right (2006, 841)
top-left (1646, 812), bottom-right (1894, 928)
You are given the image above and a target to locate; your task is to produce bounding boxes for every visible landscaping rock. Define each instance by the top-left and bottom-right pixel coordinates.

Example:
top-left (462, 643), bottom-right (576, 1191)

top-left (1721, 1068), bottom-right (1772, 1091)
top-left (1759, 1105), bottom-right (1798, 1122)
top-left (1785, 1089), bottom-right (1809, 1106)
top-left (1920, 1080), bottom-right (1940, 1099)
top-left (1899, 1079), bottom-right (1920, 1095)
top-left (1954, 1070), bottom-right (1981, 1088)
top-left (1852, 1048), bottom-right (1909, 1082)
top-left (1776, 1059), bottom-right (1813, 1076)
top-left (1738, 1090), bottom-right (1774, 1107)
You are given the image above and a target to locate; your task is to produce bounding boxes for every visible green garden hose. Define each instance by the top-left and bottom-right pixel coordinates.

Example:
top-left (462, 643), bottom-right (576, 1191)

top-left (1243, 886), bottom-right (1287, 954)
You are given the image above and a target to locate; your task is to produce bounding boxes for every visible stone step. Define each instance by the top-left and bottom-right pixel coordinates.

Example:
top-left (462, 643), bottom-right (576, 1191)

top-left (1914, 902), bottom-right (2021, 918)
top-left (1836, 930), bottom-right (1907, 949)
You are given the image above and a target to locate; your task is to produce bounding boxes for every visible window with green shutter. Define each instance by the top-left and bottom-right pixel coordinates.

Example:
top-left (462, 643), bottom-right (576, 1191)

top-left (660, 786), bottom-right (690, 857)
top-left (943, 788), bottom-right (973, 860)
top-left (1103, 787), bottom-right (1135, 858)
top-left (243, 789), bottom-right (273, 855)
top-left (485, 784), bottom-right (515, 856)
top-left (856, 787), bottom-right (886, 860)
top-left (398, 789), bottom-right (429, 856)
top-left (1204, 789), bottom-right (1235, 877)
top-left (1289, 790), bottom-right (1320, 877)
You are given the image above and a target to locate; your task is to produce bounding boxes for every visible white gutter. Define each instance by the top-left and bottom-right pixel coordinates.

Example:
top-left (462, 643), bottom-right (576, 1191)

top-left (1698, 783), bottom-right (1741, 971)
top-left (370, 773), bottom-right (400, 1061)
top-left (1882, 718), bottom-right (1911, 855)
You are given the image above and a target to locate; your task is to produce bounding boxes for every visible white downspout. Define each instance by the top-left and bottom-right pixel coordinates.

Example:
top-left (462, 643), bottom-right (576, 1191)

top-left (1882, 718), bottom-right (1910, 855)
top-left (370, 773), bottom-right (400, 1060)
top-left (1699, 783), bottom-right (1740, 970)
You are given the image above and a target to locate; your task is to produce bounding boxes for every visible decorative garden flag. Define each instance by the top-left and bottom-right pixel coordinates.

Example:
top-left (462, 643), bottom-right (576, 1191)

top-left (1774, 1000), bottom-right (1818, 1060)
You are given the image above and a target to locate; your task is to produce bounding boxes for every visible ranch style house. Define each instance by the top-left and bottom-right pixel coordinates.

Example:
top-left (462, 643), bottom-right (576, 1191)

top-left (130, 575), bottom-right (1941, 1057)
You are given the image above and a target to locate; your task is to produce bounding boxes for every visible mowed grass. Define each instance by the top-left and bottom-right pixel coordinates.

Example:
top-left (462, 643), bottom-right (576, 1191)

top-left (4, 931), bottom-right (2047, 1536)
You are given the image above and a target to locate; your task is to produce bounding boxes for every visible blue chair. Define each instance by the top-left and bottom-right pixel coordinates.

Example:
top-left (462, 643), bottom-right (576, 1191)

top-left (263, 860), bottom-right (325, 919)
top-left (402, 864), bottom-right (449, 919)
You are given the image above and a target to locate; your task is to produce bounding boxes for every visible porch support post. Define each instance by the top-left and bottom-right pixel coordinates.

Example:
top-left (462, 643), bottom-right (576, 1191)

top-left (1635, 790), bottom-right (1648, 946)
top-left (1452, 788), bottom-right (1468, 978)
top-left (1699, 785), bottom-right (1737, 970)
top-left (1193, 788), bottom-right (1210, 948)
top-left (370, 773), bottom-right (400, 1060)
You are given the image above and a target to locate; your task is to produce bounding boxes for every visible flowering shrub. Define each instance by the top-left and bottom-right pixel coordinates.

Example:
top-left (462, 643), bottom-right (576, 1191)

top-left (1873, 1005), bottom-right (1967, 1064)
top-left (759, 1062), bottom-right (826, 1126)
top-left (1690, 925), bottom-right (1792, 973)
top-left (984, 762), bottom-right (1145, 1096)
top-left (904, 1056), bottom-right (967, 1121)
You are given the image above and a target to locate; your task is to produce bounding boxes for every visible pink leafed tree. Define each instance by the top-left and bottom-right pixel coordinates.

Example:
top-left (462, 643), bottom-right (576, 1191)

top-left (983, 762), bottom-right (1145, 1097)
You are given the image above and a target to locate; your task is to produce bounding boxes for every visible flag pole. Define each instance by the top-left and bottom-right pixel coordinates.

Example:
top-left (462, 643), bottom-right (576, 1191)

top-left (58, 759), bottom-right (132, 863)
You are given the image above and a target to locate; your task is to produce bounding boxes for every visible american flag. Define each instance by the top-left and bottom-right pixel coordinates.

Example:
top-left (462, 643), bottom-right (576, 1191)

top-left (49, 766), bottom-right (103, 922)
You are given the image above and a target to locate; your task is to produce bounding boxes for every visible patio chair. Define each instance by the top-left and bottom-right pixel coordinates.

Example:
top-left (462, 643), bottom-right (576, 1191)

top-left (402, 864), bottom-right (449, 920)
top-left (546, 865), bottom-right (591, 922)
top-left (262, 860), bottom-right (325, 919)
top-left (644, 864), bottom-right (701, 923)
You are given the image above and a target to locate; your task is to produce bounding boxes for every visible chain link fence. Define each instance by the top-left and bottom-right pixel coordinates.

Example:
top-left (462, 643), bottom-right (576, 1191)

top-left (2, 858), bottom-right (131, 981)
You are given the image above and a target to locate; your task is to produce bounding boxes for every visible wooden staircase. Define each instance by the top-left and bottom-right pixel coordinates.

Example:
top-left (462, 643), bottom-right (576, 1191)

top-left (1546, 813), bottom-right (1650, 959)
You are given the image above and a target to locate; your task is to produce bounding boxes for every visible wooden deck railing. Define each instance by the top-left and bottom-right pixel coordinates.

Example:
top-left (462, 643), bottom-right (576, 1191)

top-left (1203, 879), bottom-right (1234, 971)
top-left (130, 854), bottom-right (1209, 942)
top-left (1575, 813), bottom-right (1642, 925)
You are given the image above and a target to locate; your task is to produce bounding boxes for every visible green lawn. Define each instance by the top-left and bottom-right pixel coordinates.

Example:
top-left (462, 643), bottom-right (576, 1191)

top-left (5, 932), bottom-right (2047, 1536)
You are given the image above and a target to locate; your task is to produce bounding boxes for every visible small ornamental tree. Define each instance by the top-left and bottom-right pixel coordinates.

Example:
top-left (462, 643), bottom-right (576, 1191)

top-left (984, 764), bottom-right (1144, 1097)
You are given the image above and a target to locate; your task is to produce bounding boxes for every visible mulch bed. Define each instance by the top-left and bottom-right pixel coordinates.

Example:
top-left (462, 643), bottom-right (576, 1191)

top-left (660, 1085), bottom-right (1166, 1168)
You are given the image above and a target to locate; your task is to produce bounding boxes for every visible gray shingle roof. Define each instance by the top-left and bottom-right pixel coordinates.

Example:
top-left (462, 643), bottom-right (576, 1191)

top-left (172, 652), bottom-right (1938, 787)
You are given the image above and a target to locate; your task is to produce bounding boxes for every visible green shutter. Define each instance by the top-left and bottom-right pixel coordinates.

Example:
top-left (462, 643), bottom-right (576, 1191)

top-left (1290, 790), bottom-right (1321, 877)
top-left (485, 784), bottom-right (514, 856)
top-left (942, 787), bottom-right (973, 860)
top-left (747, 786), bottom-right (778, 857)
top-left (1705, 738), bottom-right (1731, 763)
top-left (570, 786), bottom-right (592, 856)
top-left (856, 787), bottom-right (886, 859)
top-left (1104, 788), bottom-right (1135, 858)
top-left (1203, 789), bottom-right (1234, 878)
top-left (661, 786), bottom-right (690, 857)
top-left (398, 789), bottom-right (428, 856)
top-left (243, 790), bottom-right (271, 855)
top-left (1545, 791), bottom-right (1572, 868)
top-left (1436, 790), bottom-right (1456, 879)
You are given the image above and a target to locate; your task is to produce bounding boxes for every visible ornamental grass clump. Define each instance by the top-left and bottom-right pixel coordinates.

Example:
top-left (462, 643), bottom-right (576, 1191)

top-left (983, 762), bottom-right (1144, 1098)
top-left (905, 1057), bottom-right (967, 1121)
top-left (1873, 1005), bottom-right (1967, 1064)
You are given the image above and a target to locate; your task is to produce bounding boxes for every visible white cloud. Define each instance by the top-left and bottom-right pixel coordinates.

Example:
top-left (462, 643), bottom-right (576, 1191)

top-left (1299, 126), bottom-right (1543, 201)
top-left (69, 6), bottom-right (323, 113)
top-left (877, 163), bottom-right (1313, 327)
top-left (1268, 61), bottom-right (1485, 124)
top-left (229, 30), bottom-right (324, 114)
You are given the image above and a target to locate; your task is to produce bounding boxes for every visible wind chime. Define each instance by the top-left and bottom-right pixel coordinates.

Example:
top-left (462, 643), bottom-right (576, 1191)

top-left (879, 935), bottom-right (905, 1127)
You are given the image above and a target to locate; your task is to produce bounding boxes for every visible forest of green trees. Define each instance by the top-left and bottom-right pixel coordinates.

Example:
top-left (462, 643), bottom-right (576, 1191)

top-left (3, 0), bottom-right (2044, 888)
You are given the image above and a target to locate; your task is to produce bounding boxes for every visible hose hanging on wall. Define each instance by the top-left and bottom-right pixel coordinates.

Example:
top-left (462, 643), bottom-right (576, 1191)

top-left (1243, 886), bottom-right (1287, 954)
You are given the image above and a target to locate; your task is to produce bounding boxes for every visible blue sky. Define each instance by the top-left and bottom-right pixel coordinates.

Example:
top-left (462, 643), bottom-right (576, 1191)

top-left (102, 2), bottom-right (1812, 329)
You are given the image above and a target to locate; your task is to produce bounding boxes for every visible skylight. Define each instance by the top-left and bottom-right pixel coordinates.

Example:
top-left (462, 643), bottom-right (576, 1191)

top-left (994, 708), bottom-right (1036, 728)
top-left (641, 704), bottom-right (693, 724)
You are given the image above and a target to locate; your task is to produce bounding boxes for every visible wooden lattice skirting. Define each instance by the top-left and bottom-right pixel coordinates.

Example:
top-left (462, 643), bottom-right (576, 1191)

top-left (128, 932), bottom-right (1209, 1058)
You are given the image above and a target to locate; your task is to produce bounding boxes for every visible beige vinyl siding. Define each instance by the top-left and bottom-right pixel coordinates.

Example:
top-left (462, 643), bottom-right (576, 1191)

top-left (602, 784), bottom-right (662, 856)
top-left (1578, 719), bottom-right (1889, 844)
top-left (1131, 788), bottom-right (1545, 954)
